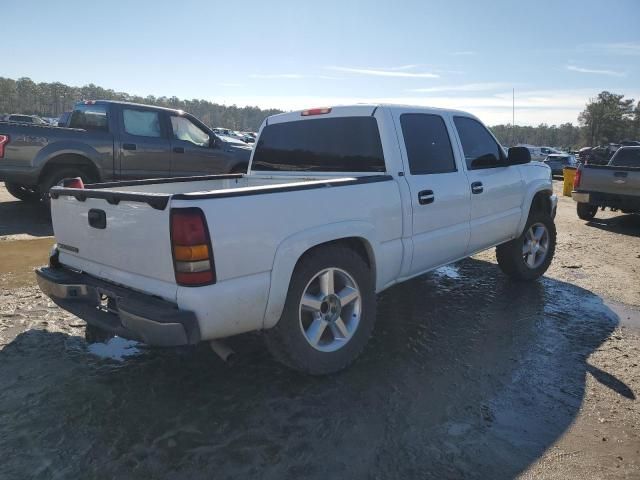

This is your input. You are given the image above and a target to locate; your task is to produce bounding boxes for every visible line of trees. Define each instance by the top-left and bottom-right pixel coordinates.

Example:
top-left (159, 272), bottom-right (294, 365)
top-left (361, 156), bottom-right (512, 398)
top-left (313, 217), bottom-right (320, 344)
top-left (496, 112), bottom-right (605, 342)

top-left (0, 77), bottom-right (282, 131)
top-left (492, 91), bottom-right (640, 149)
top-left (2, 77), bottom-right (639, 147)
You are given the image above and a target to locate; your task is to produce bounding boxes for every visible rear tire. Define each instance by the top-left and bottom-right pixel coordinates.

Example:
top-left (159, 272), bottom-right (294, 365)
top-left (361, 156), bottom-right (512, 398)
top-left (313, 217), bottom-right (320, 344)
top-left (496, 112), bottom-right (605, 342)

top-left (4, 182), bottom-right (40, 202)
top-left (496, 212), bottom-right (556, 281)
top-left (265, 245), bottom-right (376, 375)
top-left (577, 202), bottom-right (598, 221)
top-left (39, 167), bottom-right (96, 209)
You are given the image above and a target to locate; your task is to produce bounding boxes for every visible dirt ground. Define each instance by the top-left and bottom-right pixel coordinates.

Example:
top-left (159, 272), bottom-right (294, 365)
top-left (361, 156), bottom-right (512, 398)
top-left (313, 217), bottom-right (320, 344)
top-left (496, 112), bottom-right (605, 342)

top-left (0, 181), bottom-right (638, 479)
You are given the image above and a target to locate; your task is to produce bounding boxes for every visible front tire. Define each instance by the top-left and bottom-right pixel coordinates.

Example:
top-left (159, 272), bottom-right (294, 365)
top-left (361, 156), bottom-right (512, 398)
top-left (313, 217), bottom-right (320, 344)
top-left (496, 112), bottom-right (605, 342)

top-left (577, 202), bottom-right (598, 221)
top-left (265, 245), bottom-right (376, 375)
top-left (496, 212), bottom-right (556, 281)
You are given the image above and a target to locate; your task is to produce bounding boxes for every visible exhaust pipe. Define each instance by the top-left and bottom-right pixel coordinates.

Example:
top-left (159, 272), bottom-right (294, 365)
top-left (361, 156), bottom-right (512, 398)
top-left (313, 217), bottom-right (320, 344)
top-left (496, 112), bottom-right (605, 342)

top-left (209, 340), bottom-right (236, 363)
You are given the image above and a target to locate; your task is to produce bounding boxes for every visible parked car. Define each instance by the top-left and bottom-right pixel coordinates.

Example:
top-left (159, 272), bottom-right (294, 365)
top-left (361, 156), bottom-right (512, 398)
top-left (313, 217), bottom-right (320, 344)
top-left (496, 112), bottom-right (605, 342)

top-left (543, 153), bottom-right (577, 176)
top-left (7, 114), bottom-right (47, 124)
top-left (0, 101), bottom-right (252, 204)
top-left (36, 104), bottom-right (557, 374)
top-left (572, 146), bottom-right (640, 220)
top-left (519, 145), bottom-right (564, 162)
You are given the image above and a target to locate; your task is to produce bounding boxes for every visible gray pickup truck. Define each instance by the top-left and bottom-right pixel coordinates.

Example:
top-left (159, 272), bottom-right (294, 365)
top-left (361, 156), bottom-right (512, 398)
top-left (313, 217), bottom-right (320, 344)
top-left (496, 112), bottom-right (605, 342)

top-left (572, 146), bottom-right (640, 220)
top-left (0, 101), bottom-right (252, 203)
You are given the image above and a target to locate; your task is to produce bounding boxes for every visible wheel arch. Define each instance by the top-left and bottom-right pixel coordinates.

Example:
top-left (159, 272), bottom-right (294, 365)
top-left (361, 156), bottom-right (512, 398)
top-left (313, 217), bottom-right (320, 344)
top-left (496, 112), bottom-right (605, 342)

top-left (262, 222), bottom-right (378, 329)
top-left (37, 153), bottom-right (102, 185)
top-left (517, 185), bottom-right (554, 236)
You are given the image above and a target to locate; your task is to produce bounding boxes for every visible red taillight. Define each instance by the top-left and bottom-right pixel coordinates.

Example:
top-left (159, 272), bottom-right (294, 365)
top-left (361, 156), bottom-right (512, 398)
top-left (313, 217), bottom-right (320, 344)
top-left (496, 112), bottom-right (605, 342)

top-left (170, 208), bottom-right (216, 286)
top-left (573, 168), bottom-right (582, 189)
top-left (0, 135), bottom-right (9, 158)
top-left (301, 107), bottom-right (332, 116)
top-left (60, 177), bottom-right (84, 189)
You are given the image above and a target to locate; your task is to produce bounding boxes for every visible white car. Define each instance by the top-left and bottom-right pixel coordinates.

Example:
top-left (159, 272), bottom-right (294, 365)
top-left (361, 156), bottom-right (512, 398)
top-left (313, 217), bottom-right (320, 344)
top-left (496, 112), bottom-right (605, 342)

top-left (37, 104), bottom-right (557, 374)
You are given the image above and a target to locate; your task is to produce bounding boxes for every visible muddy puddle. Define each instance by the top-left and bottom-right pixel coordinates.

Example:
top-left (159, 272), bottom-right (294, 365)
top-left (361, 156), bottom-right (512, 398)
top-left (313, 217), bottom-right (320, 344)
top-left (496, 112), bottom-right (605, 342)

top-left (0, 237), bottom-right (55, 289)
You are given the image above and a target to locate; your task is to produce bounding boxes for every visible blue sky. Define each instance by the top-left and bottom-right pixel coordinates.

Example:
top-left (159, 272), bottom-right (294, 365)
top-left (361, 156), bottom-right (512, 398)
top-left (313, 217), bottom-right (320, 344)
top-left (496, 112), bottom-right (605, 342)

top-left (4, 0), bottom-right (640, 125)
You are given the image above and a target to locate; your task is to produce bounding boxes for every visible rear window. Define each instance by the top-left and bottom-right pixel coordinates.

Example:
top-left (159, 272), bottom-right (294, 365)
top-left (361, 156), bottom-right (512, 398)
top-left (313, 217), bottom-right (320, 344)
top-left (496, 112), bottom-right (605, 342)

top-left (69, 104), bottom-right (108, 131)
top-left (610, 148), bottom-right (640, 167)
top-left (252, 117), bottom-right (385, 172)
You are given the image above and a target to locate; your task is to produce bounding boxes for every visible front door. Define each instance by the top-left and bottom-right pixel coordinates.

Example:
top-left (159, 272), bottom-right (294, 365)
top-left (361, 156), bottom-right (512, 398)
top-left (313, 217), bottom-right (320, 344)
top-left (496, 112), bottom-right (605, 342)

top-left (452, 116), bottom-right (525, 253)
top-left (169, 115), bottom-right (228, 176)
top-left (393, 110), bottom-right (471, 275)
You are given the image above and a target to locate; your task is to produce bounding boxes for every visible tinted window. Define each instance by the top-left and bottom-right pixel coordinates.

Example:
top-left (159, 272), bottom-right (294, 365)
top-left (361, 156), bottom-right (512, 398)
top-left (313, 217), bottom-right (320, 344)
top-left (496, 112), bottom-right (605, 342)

top-left (454, 116), bottom-right (504, 169)
top-left (123, 109), bottom-right (161, 138)
top-left (610, 148), bottom-right (640, 167)
top-left (9, 115), bottom-right (33, 123)
top-left (69, 104), bottom-right (108, 131)
top-left (252, 117), bottom-right (385, 172)
top-left (400, 113), bottom-right (456, 174)
top-left (171, 116), bottom-right (209, 147)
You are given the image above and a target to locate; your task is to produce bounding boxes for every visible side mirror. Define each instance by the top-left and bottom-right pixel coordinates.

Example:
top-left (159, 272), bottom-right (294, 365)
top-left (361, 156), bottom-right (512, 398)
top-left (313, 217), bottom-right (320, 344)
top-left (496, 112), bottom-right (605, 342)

top-left (507, 146), bottom-right (531, 165)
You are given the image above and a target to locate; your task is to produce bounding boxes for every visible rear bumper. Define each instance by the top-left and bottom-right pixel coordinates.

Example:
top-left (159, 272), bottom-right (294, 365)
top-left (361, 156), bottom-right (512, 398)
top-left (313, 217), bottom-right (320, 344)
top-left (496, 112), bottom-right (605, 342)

top-left (572, 190), bottom-right (640, 211)
top-left (36, 265), bottom-right (200, 346)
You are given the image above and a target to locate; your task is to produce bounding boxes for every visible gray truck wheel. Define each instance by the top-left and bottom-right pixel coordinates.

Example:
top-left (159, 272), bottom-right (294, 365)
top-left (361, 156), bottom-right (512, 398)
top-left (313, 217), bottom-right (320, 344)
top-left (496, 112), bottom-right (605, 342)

top-left (39, 167), bottom-right (96, 208)
top-left (4, 182), bottom-right (40, 202)
top-left (577, 202), bottom-right (598, 221)
top-left (496, 212), bottom-right (556, 281)
top-left (265, 244), bottom-right (376, 375)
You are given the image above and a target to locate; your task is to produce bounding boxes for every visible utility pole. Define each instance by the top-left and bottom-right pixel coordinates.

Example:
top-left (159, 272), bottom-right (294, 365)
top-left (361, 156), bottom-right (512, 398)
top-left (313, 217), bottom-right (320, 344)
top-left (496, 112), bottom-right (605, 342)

top-left (512, 88), bottom-right (515, 146)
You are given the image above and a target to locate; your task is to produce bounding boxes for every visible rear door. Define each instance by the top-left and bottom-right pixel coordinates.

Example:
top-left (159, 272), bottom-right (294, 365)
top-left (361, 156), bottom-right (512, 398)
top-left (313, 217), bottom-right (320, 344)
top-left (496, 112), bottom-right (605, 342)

top-left (452, 116), bottom-right (525, 253)
top-left (117, 105), bottom-right (172, 179)
top-left (168, 115), bottom-right (229, 176)
top-left (392, 110), bottom-right (471, 274)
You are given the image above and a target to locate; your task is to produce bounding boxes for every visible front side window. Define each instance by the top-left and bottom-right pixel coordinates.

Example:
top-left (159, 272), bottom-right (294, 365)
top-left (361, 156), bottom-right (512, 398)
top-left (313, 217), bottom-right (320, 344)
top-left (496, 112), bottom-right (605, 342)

top-left (400, 113), bottom-right (456, 174)
top-left (123, 109), bottom-right (161, 138)
top-left (252, 117), bottom-right (385, 172)
top-left (69, 104), bottom-right (109, 131)
top-left (454, 116), bottom-right (504, 169)
top-left (171, 116), bottom-right (210, 147)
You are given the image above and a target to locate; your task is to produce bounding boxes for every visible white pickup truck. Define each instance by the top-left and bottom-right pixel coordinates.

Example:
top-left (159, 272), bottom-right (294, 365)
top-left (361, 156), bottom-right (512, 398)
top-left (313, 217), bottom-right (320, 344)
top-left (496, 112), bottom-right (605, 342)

top-left (37, 105), bottom-right (557, 374)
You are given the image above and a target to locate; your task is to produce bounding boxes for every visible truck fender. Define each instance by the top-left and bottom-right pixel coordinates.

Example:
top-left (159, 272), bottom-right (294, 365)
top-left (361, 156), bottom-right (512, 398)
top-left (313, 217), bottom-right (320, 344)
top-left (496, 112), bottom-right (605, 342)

top-left (516, 180), bottom-right (554, 235)
top-left (34, 141), bottom-right (102, 176)
top-left (262, 221), bottom-right (379, 329)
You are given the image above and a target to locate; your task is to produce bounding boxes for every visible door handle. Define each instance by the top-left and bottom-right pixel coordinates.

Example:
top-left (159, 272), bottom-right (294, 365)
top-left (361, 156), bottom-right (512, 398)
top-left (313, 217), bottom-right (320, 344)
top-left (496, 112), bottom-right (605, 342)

top-left (418, 190), bottom-right (435, 205)
top-left (122, 143), bottom-right (137, 151)
top-left (471, 181), bottom-right (484, 194)
top-left (173, 147), bottom-right (185, 154)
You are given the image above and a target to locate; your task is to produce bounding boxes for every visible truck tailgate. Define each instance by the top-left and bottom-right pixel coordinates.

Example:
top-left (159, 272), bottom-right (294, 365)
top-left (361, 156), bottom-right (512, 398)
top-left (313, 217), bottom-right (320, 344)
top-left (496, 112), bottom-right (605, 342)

top-left (581, 165), bottom-right (640, 196)
top-left (50, 195), bottom-right (177, 302)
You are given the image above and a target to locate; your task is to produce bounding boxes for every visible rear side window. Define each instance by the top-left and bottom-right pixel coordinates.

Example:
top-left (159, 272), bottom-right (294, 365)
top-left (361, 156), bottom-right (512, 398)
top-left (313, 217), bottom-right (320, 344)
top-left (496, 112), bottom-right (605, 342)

top-left (453, 116), bottom-right (504, 169)
top-left (610, 148), bottom-right (640, 167)
top-left (252, 117), bottom-right (385, 172)
top-left (400, 113), bottom-right (456, 174)
top-left (123, 109), bottom-right (161, 138)
top-left (69, 104), bottom-right (109, 131)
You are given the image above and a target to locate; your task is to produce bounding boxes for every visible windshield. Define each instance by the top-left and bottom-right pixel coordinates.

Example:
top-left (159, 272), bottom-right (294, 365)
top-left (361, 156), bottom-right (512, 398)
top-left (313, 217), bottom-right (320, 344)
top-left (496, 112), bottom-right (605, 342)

top-left (610, 148), bottom-right (640, 167)
top-left (252, 116), bottom-right (385, 172)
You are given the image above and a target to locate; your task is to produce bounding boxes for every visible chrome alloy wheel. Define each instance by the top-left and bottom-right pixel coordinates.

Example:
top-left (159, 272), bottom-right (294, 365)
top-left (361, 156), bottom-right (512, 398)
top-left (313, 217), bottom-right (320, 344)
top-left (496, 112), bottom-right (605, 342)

top-left (522, 222), bottom-right (550, 269)
top-left (298, 267), bottom-right (362, 352)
